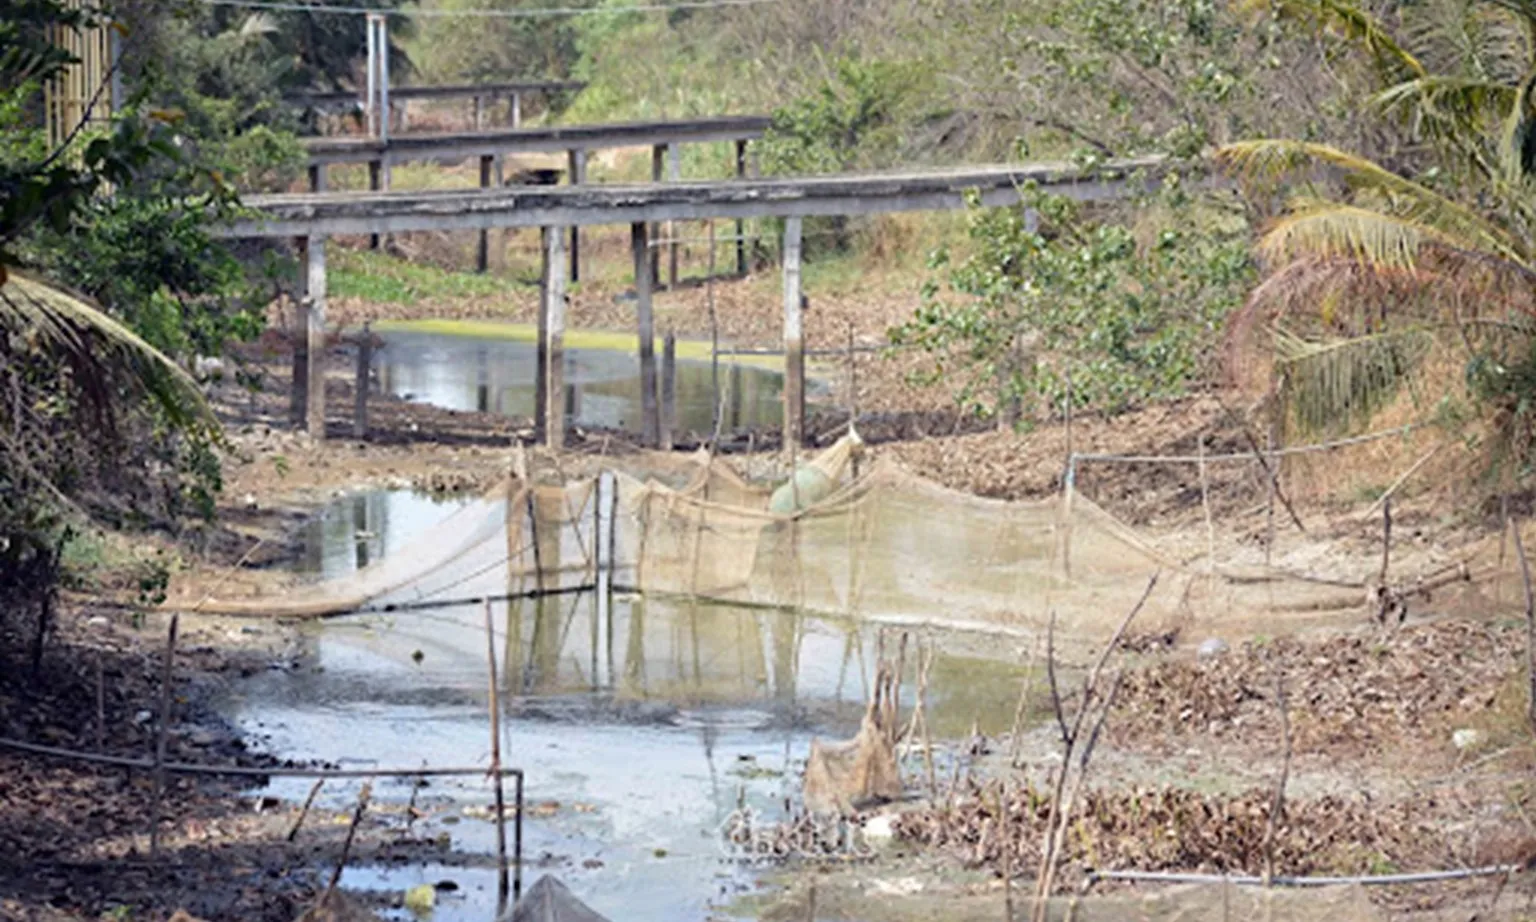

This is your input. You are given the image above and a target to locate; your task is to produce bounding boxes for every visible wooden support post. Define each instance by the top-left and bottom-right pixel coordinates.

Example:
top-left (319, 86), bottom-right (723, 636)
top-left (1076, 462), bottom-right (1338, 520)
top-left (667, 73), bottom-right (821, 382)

top-left (304, 235), bottom-right (328, 440)
top-left (666, 143), bottom-right (681, 289)
top-left (660, 331), bottom-right (676, 450)
top-left (308, 163), bottom-right (327, 193)
top-left (632, 222), bottom-right (660, 447)
top-left (650, 145), bottom-right (664, 284)
top-left (734, 139), bottom-right (748, 276)
top-left (473, 94), bottom-right (484, 130)
top-left (290, 241), bottom-right (308, 427)
top-left (509, 92), bottom-right (521, 128)
top-left (782, 216), bottom-right (805, 451)
top-left (567, 149), bottom-right (586, 283)
top-left (543, 226), bottom-right (568, 451)
top-left (353, 321), bottom-right (372, 440)
top-left (368, 159), bottom-right (382, 250)
top-left (477, 154), bottom-right (496, 273)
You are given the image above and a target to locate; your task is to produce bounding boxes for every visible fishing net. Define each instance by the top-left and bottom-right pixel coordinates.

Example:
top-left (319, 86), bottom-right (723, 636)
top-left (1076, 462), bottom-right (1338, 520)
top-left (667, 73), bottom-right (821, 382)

top-left (199, 429), bottom-right (1521, 652)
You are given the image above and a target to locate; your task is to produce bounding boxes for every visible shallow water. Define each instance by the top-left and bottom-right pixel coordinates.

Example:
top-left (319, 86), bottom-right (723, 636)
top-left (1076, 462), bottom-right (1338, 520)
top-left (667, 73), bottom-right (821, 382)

top-left (222, 489), bottom-right (1035, 921)
top-left (375, 329), bottom-right (786, 436)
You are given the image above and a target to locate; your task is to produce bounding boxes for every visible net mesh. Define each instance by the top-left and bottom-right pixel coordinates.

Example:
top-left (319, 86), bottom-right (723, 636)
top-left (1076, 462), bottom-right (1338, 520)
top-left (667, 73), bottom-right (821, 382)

top-left (197, 430), bottom-right (1518, 652)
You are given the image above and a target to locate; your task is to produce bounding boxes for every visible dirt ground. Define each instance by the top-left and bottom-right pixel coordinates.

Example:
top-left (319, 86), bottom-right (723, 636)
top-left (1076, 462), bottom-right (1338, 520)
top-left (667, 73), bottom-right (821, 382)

top-left (10, 258), bottom-right (1536, 921)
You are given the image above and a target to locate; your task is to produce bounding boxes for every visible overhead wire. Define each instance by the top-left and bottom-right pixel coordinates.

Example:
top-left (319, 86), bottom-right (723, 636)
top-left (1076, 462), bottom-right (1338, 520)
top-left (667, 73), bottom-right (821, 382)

top-left (201, 0), bottom-right (779, 17)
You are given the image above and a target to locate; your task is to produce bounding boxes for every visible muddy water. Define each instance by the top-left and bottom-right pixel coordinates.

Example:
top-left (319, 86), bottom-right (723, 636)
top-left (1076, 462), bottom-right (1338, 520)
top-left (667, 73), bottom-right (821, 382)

top-left (375, 329), bottom-right (786, 436)
top-left (222, 490), bottom-right (1033, 921)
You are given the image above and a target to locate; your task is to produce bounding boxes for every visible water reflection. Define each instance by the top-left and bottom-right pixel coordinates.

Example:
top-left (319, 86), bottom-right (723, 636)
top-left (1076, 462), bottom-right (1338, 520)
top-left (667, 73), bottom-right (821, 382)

top-left (375, 329), bottom-right (785, 436)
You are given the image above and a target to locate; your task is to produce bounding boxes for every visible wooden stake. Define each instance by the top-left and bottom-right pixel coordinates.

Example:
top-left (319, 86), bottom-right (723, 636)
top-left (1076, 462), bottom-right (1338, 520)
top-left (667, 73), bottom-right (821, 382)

top-left (485, 600), bottom-right (511, 916)
top-left (149, 612), bottom-right (178, 857)
top-left (660, 330), bottom-right (676, 450)
top-left (318, 781), bottom-right (371, 906)
top-left (95, 650), bottom-right (104, 752)
top-left (1261, 668), bottom-right (1291, 886)
top-left (1379, 495), bottom-right (1393, 588)
top-left (287, 778), bottom-right (325, 841)
top-left (1199, 433), bottom-right (1214, 583)
top-left (1513, 521), bottom-right (1536, 734)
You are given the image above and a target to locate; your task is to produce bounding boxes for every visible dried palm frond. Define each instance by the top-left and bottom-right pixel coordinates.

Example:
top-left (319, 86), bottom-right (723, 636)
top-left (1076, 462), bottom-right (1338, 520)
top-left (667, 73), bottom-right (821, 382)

top-left (0, 271), bottom-right (214, 434)
top-left (1273, 326), bottom-right (1436, 435)
top-left (1218, 140), bottom-right (1527, 265)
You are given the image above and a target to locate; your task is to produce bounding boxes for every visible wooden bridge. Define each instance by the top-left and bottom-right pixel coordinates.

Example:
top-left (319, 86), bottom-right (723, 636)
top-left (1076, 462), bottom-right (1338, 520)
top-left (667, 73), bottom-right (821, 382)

top-left (217, 156), bottom-right (1177, 453)
top-left (302, 115), bottom-right (772, 278)
top-left (286, 80), bottom-right (584, 131)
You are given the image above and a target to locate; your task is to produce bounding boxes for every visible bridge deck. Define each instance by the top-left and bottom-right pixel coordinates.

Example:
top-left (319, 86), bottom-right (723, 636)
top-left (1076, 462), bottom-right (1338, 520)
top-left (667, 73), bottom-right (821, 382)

top-left (223, 157), bottom-right (1173, 237)
top-left (302, 116), bottom-right (772, 166)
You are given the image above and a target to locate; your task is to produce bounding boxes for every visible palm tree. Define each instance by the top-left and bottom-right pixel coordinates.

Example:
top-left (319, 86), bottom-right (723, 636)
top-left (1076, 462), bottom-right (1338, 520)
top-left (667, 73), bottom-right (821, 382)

top-left (0, 270), bottom-right (215, 510)
top-left (1215, 0), bottom-right (1536, 460)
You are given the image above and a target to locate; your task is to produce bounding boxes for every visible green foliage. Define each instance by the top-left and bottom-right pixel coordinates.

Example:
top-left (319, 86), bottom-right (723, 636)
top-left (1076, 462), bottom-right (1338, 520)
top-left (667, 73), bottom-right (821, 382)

top-left (894, 185), bottom-right (1254, 421)
top-left (409, 0), bottom-right (596, 86)
top-left (760, 57), bottom-right (917, 175)
top-left (330, 248), bottom-right (523, 303)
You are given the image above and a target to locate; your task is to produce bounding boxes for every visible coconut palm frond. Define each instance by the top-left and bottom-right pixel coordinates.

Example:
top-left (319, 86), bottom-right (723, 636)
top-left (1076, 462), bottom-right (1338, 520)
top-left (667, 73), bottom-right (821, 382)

top-left (1272, 0), bottom-right (1427, 78)
top-left (1218, 140), bottom-right (1527, 265)
top-left (237, 12), bottom-right (280, 38)
top-left (1274, 326), bottom-right (1437, 435)
top-left (1258, 203), bottom-right (1441, 271)
top-left (1374, 75), bottom-right (1516, 131)
top-left (1497, 69), bottom-right (1536, 181)
top-left (0, 272), bottom-right (214, 433)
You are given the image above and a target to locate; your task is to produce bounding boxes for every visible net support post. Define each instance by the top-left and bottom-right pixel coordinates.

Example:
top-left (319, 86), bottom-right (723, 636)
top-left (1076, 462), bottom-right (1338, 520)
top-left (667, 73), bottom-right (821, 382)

top-left (782, 216), bottom-right (806, 451)
top-left (542, 226), bottom-right (568, 451)
top-left (567, 148), bottom-right (586, 282)
top-left (302, 235), bottom-right (327, 441)
top-left (632, 222), bottom-right (660, 447)
top-left (473, 94), bottom-right (484, 130)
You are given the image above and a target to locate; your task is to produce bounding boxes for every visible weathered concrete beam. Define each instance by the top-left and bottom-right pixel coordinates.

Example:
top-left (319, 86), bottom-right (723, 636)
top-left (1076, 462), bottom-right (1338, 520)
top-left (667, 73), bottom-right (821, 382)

top-left (218, 158), bottom-right (1185, 239)
top-left (302, 116), bottom-right (770, 166)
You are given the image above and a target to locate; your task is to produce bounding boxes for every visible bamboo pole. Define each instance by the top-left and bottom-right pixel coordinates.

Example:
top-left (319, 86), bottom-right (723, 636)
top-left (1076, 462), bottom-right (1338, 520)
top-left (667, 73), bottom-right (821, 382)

top-left (149, 613), bottom-right (178, 857)
top-left (485, 600), bottom-right (511, 916)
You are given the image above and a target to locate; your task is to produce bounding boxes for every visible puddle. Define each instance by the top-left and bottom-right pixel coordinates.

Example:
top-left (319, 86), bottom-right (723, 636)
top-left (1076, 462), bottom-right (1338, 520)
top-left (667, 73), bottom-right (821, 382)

top-left (221, 489), bottom-right (1036, 921)
top-left (375, 329), bottom-right (790, 436)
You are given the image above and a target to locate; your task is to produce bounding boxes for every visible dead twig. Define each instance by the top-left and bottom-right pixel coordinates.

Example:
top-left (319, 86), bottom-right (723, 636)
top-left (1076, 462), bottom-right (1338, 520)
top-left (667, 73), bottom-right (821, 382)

top-left (319, 782), bottom-right (372, 904)
top-left (1045, 611), bottom-right (1068, 747)
top-left (1032, 575), bottom-right (1158, 922)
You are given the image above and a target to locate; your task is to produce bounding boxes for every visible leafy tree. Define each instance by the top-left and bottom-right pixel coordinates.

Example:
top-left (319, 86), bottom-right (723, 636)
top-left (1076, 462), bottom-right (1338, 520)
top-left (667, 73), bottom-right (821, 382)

top-left (1215, 0), bottom-right (1536, 474)
top-left (894, 184), bottom-right (1254, 424)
